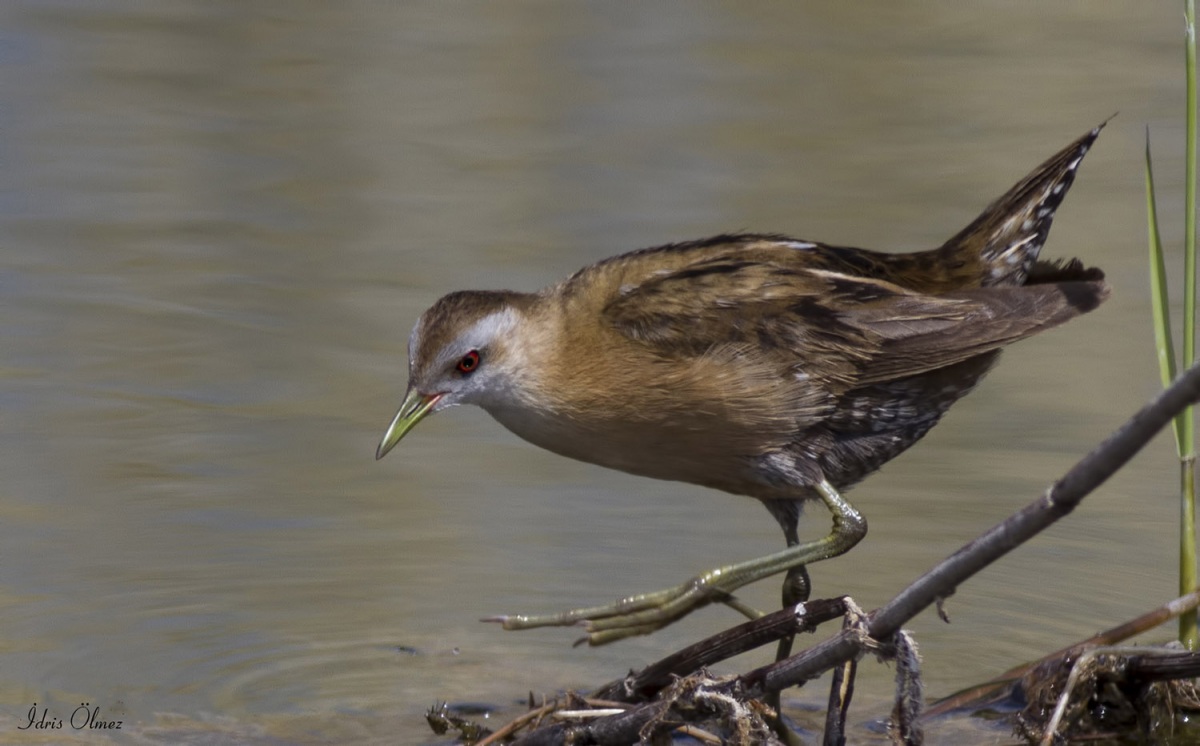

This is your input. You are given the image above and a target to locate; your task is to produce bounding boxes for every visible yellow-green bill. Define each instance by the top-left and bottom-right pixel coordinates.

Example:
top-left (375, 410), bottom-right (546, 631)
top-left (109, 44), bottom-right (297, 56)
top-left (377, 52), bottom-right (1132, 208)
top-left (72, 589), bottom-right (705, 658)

top-left (376, 388), bottom-right (441, 460)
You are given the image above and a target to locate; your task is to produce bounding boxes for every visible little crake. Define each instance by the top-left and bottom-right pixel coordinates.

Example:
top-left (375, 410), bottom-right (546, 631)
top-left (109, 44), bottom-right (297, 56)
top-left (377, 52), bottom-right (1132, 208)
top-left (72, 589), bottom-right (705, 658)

top-left (377, 124), bottom-right (1109, 646)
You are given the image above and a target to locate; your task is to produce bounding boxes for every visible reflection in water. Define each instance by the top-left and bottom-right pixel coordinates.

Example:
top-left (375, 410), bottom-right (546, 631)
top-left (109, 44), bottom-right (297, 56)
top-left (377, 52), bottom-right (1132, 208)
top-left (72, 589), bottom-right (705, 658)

top-left (0, 3), bottom-right (1183, 743)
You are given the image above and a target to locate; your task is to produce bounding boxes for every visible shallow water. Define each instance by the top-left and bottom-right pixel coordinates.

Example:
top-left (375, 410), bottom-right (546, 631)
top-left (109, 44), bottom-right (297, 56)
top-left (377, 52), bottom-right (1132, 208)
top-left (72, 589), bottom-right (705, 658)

top-left (0, 3), bottom-right (1190, 744)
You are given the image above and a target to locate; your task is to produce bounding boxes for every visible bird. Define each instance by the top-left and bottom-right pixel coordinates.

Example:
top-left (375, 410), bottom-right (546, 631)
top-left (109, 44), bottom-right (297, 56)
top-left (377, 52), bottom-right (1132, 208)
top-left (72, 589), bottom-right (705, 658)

top-left (376, 123), bottom-right (1109, 647)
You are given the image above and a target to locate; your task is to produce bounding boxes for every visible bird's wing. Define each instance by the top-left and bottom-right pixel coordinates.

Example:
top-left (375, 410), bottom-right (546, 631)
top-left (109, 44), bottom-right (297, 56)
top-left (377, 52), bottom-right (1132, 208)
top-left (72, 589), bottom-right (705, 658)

top-left (603, 258), bottom-right (1107, 388)
top-left (833, 273), bottom-right (1108, 384)
top-left (602, 256), bottom-right (875, 384)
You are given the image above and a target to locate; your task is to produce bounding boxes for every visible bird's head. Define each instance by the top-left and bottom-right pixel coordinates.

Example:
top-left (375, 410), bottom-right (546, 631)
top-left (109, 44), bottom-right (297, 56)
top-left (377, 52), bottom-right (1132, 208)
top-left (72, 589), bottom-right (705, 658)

top-left (376, 290), bottom-right (530, 460)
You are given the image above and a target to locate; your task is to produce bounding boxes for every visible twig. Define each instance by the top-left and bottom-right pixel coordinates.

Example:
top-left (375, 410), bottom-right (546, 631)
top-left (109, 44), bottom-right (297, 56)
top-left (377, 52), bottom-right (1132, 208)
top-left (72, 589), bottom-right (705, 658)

top-left (593, 597), bottom-right (847, 703)
top-left (476, 701), bottom-right (560, 746)
top-left (924, 587), bottom-right (1200, 717)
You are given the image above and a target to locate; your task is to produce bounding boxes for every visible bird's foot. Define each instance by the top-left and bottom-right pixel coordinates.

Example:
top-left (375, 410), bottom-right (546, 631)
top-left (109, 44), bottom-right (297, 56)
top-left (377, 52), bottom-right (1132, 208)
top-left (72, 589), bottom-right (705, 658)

top-left (484, 479), bottom-right (865, 646)
top-left (482, 569), bottom-right (738, 646)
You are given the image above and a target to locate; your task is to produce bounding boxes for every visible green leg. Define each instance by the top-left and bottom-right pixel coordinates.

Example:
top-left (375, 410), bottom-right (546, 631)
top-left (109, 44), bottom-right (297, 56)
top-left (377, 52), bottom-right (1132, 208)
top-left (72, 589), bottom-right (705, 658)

top-left (773, 559), bottom-right (812, 657)
top-left (765, 562), bottom-right (809, 721)
top-left (484, 480), bottom-right (866, 646)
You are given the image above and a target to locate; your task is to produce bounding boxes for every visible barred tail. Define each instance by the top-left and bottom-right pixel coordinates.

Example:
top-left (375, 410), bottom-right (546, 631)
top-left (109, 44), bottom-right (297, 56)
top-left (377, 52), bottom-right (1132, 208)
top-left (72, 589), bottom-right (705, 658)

top-left (938, 120), bottom-right (1107, 287)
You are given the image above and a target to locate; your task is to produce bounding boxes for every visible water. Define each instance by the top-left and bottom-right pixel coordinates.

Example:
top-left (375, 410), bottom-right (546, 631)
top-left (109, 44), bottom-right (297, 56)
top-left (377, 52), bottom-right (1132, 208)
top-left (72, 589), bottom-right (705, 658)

top-left (0, 2), bottom-right (1187, 743)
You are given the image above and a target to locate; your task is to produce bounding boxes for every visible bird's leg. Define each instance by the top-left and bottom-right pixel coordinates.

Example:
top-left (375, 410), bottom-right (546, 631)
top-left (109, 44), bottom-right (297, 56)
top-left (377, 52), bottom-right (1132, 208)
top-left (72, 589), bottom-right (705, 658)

top-left (766, 519), bottom-right (808, 717)
top-left (771, 501), bottom-right (810, 657)
top-left (774, 564), bottom-right (809, 654)
top-left (484, 479), bottom-right (866, 646)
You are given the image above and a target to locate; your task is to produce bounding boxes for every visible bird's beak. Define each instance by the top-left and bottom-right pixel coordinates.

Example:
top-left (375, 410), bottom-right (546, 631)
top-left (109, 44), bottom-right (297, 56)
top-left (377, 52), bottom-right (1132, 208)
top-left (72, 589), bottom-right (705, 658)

top-left (376, 388), bottom-right (442, 460)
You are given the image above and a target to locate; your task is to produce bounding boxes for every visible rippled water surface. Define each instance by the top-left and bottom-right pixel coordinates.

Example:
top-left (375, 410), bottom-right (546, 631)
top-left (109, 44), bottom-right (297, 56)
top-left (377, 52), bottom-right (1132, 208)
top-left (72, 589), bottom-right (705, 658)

top-left (0, 3), bottom-right (1190, 744)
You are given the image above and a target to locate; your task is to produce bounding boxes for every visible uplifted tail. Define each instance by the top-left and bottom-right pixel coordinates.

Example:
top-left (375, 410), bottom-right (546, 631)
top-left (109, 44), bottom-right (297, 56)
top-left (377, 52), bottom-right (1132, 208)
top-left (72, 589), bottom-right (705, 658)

top-left (938, 120), bottom-right (1107, 287)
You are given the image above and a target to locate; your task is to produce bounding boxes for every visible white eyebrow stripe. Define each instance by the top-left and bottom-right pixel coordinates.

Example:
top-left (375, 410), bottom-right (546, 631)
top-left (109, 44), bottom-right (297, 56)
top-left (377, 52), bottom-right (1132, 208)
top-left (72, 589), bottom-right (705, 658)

top-left (439, 307), bottom-right (524, 371)
top-left (457, 308), bottom-right (520, 349)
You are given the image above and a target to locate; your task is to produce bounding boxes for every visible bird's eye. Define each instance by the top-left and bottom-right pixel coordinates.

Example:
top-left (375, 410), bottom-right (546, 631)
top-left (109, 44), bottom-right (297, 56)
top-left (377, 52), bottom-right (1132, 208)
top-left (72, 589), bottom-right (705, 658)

top-left (456, 350), bottom-right (481, 375)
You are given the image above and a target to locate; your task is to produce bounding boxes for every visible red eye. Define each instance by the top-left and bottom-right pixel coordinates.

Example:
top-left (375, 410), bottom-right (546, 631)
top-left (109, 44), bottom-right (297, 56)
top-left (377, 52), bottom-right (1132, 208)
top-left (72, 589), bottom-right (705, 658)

top-left (456, 350), bottom-right (481, 374)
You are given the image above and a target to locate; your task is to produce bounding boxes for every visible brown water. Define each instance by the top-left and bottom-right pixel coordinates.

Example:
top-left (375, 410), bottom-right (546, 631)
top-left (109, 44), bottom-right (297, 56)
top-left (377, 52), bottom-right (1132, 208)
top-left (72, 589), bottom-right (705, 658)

top-left (0, 3), bottom-right (1189, 744)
